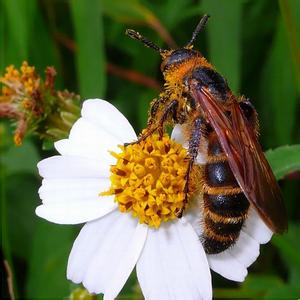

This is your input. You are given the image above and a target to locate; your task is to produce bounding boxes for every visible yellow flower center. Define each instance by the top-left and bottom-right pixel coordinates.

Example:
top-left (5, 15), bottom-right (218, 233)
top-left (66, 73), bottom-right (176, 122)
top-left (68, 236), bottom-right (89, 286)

top-left (101, 134), bottom-right (193, 228)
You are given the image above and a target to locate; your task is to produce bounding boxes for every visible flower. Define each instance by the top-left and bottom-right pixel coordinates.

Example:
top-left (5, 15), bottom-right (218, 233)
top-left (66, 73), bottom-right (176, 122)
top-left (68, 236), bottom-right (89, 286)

top-left (0, 61), bottom-right (80, 145)
top-left (36, 99), bottom-right (273, 300)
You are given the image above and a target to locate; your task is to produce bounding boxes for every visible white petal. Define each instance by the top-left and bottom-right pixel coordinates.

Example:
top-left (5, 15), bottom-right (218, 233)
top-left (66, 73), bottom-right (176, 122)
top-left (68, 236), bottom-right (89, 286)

top-left (35, 195), bottom-right (116, 224)
top-left (55, 118), bottom-right (121, 163)
top-left (171, 124), bottom-right (187, 147)
top-left (81, 99), bottom-right (137, 143)
top-left (208, 251), bottom-right (248, 282)
top-left (69, 117), bottom-right (121, 146)
top-left (183, 196), bottom-right (204, 236)
top-left (67, 211), bottom-right (145, 297)
top-left (104, 223), bottom-right (148, 300)
top-left (38, 178), bottom-right (110, 204)
top-left (54, 139), bottom-right (116, 165)
top-left (38, 155), bottom-right (110, 179)
top-left (137, 219), bottom-right (212, 300)
top-left (227, 231), bottom-right (259, 268)
top-left (67, 210), bottom-right (120, 283)
top-left (243, 207), bottom-right (273, 244)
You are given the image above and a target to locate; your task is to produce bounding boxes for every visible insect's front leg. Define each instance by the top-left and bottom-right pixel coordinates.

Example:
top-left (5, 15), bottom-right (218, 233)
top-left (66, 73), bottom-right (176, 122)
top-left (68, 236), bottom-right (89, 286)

top-left (156, 99), bottom-right (178, 138)
top-left (177, 115), bottom-right (207, 217)
top-left (147, 96), bottom-right (166, 127)
top-left (125, 99), bottom-right (178, 146)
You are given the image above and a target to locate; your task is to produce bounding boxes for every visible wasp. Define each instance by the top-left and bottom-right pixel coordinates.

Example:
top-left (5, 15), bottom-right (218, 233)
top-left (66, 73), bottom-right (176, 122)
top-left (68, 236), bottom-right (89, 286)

top-left (126, 15), bottom-right (287, 254)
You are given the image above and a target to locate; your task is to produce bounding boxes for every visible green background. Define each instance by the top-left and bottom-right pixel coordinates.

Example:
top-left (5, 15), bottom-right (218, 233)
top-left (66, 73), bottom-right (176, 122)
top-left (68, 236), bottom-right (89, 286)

top-left (1, 0), bottom-right (300, 299)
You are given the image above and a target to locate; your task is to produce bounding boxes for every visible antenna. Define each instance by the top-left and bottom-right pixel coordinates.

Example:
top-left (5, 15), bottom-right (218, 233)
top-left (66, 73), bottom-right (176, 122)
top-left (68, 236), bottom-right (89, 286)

top-left (125, 29), bottom-right (164, 53)
top-left (185, 14), bottom-right (210, 48)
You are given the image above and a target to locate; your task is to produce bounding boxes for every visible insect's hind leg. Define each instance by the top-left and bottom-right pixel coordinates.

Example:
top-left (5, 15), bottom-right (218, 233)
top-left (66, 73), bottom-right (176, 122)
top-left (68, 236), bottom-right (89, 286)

top-left (176, 115), bottom-right (207, 217)
top-left (124, 99), bottom-right (178, 146)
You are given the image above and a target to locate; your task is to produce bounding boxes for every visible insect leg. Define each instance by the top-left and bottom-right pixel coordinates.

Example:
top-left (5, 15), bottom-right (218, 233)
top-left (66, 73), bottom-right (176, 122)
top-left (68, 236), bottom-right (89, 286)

top-left (177, 115), bottom-right (207, 217)
top-left (156, 99), bottom-right (178, 138)
top-left (147, 96), bottom-right (166, 127)
top-left (125, 99), bottom-right (178, 146)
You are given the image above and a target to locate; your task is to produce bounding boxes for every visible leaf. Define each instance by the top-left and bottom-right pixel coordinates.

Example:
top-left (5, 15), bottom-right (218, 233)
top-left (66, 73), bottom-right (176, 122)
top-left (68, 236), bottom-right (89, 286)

top-left (70, 0), bottom-right (106, 98)
top-left (279, 0), bottom-right (300, 91)
top-left (28, 7), bottom-right (61, 75)
top-left (272, 222), bottom-right (300, 269)
top-left (200, 0), bottom-right (243, 93)
top-left (102, 0), bottom-right (175, 48)
top-left (6, 174), bottom-right (39, 260)
top-left (264, 285), bottom-right (300, 299)
top-left (119, 270), bottom-right (141, 299)
top-left (159, 0), bottom-right (194, 29)
top-left (102, 0), bottom-right (154, 24)
top-left (2, 0), bottom-right (37, 64)
top-left (265, 145), bottom-right (300, 180)
top-left (0, 1), bottom-right (5, 70)
top-left (270, 224), bottom-right (300, 299)
top-left (1, 140), bottom-right (40, 175)
top-left (26, 220), bottom-right (77, 298)
top-left (259, 16), bottom-right (298, 147)
top-left (214, 275), bottom-right (283, 298)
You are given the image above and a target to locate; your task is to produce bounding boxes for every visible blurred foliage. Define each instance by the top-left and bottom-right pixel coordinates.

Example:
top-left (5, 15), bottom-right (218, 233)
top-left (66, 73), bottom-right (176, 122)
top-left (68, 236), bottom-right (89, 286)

top-left (1, 0), bottom-right (300, 299)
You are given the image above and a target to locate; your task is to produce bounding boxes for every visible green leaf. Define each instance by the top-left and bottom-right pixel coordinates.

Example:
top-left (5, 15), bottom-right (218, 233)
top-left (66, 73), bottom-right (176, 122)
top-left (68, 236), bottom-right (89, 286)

top-left (102, 0), bottom-right (154, 23)
top-left (264, 285), bottom-right (300, 299)
top-left (26, 220), bottom-right (76, 298)
top-left (70, 0), bottom-right (106, 98)
top-left (6, 174), bottom-right (39, 260)
top-left (265, 145), bottom-right (300, 180)
top-left (28, 8), bottom-right (61, 75)
top-left (1, 140), bottom-right (40, 175)
top-left (200, 0), bottom-right (243, 93)
top-left (160, 0), bottom-right (194, 29)
top-left (279, 0), bottom-right (300, 91)
top-left (260, 17), bottom-right (298, 147)
top-left (272, 223), bottom-right (300, 269)
top-left (0, 1), bottom-right (5, 70)
top-left (2, 0), bottom-right (37, 64)
top-left (270, 224), bottom-right (300, 299)
top-left (214, 275), bottom-right (283, 298)
top-left (102, 0), bottom-right (175, 48)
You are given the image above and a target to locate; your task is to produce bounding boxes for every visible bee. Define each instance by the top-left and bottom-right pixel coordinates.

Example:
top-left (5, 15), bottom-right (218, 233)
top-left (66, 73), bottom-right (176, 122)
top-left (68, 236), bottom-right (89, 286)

top-left (126, 15), bottom-right (287, 254)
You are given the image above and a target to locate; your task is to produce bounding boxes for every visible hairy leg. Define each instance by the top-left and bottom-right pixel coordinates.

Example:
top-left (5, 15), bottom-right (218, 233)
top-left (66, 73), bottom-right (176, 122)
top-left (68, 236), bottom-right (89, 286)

top-left (147, 96), bottom-right (166, 127)
top-left (125, 99), bottom-right (178, 146)
top-left (177, 115), bottom-right (207, 217)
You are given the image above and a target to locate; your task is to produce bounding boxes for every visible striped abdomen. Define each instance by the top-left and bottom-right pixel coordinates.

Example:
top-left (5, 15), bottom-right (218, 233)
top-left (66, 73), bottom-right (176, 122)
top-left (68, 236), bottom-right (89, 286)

top-left (201, 131), bottom-right (250, 254)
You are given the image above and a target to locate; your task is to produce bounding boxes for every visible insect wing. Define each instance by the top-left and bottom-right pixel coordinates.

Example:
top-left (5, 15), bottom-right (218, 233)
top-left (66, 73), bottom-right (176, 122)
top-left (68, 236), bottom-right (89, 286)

top-left (190, 85), bottom-right (287, 233)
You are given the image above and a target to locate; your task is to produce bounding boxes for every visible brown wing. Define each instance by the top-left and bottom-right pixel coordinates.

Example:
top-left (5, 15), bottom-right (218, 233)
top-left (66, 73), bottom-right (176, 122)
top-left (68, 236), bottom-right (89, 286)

top-left (190, 85), bottom-right (287, 233)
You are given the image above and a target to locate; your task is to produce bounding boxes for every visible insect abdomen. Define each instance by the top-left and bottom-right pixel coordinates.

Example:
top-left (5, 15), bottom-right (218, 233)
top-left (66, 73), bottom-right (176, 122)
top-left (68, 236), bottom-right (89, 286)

top-left (201, 132), bottom-right (250, 254)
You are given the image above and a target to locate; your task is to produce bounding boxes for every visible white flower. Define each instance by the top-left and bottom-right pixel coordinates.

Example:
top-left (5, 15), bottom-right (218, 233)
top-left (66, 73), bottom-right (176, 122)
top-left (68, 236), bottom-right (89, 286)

top-left (36, 99), bottom-right (273, 300)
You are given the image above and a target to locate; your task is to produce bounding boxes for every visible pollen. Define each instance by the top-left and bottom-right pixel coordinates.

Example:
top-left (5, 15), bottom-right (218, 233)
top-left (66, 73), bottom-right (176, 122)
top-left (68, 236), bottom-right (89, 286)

top-left (0, 61), bottom-right (39, 98)
top-left (101, 134), bottom-right (194, 228)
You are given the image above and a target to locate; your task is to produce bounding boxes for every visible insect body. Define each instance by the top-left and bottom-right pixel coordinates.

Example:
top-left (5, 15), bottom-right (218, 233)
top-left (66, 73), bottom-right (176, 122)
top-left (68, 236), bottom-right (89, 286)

top-left (126, 15), bottom-right (287, 254)
top-left (201, 118), bottom-right (251, 253)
